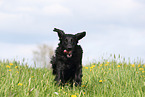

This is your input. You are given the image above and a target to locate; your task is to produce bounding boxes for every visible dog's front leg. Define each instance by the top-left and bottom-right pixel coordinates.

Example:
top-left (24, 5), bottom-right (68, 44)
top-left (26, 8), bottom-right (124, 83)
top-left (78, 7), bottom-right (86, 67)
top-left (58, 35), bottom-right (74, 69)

top-left (74, 65), bottom-right (82, 86)
top-left (56, 61), bottom-right (65, 86)
top-left (55, 68), bottom-right (61, 85)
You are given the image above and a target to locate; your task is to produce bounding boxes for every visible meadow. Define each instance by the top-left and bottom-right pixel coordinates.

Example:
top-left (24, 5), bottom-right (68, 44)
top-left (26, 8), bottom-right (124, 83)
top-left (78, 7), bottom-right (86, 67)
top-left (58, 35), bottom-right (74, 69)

top-left (0, 56), bottom-right (145, 97)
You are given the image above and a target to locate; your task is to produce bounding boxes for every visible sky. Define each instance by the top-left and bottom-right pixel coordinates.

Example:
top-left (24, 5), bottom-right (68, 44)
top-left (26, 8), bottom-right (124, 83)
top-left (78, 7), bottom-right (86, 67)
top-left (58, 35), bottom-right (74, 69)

top-left (0, 0), bottom-right (145, 65)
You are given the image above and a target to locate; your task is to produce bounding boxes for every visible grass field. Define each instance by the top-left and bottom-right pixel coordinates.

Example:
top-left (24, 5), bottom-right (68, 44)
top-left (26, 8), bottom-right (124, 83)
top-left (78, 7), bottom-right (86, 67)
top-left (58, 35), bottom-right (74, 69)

top-left (0, 56), bottom-right (145, 97)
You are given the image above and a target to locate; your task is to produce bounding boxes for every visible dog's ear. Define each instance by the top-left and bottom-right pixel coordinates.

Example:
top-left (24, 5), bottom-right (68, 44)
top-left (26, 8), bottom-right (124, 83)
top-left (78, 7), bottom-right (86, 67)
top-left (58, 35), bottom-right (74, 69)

top-left (75, 31), bottom-right (86, 40)
top-left (53, 28), bottom-right (65, 39)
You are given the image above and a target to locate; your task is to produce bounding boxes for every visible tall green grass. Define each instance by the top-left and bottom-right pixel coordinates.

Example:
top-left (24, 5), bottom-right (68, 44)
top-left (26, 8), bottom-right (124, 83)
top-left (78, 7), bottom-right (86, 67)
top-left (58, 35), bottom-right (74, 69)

top-left (0, 58), bottom-right (145, 97)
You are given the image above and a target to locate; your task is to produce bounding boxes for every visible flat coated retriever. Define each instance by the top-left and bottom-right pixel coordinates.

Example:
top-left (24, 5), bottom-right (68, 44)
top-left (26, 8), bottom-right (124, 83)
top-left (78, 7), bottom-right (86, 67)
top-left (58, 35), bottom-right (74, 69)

top-left (51, 28), bottom-right (86, 86)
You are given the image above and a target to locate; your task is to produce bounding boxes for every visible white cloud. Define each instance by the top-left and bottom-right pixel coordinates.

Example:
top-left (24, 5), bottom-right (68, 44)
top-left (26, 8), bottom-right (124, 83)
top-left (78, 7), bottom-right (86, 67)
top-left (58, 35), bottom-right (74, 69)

top-left (0, 12), bottom-right (34, 33)
top-left (0, 0), bottom-right (2, 5)
top-left (66, 0), bottom-right (144, 24)
top-left (42, 4), bottom-right (72, 16)
top-left (81, 24), bottom-right (145, 63)
top-left (1, 0), bottom-right (68, 14)
top-left (21, 0), bottom-right (66, 3)
top-left (0, 12), bottom-right (21, 29)
top-left (0, 42), bottom-right (35, 59)
top-left (0, 0), bottom-right (72, 34)
top-left (1, 0), bottom-right (144, 33)
top-left (0, 13), bottom-right (19, 21)
top-left (128, 32), bottom-right (145, 46)
top-left (14, 7), bottom-right (36, 12)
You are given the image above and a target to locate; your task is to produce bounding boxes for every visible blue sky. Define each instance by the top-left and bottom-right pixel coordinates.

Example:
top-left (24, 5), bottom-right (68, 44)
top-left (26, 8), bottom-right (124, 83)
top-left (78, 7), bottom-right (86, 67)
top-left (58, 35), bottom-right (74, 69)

top-left (0, 0), bottom-right (145, 64)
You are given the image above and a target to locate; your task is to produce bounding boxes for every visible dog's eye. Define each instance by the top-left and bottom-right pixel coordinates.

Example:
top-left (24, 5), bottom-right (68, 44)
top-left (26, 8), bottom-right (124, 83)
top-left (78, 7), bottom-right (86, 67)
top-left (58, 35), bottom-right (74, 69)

top-left (65, 39), bottom-right (68, 43)
top-left (71, 39), bottom-right (73, 43)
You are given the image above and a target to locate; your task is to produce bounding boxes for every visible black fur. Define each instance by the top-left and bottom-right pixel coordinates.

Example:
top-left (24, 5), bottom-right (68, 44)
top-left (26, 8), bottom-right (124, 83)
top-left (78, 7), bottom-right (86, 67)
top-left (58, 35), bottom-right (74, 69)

top-left (51, 28), bottom-right (86, 86)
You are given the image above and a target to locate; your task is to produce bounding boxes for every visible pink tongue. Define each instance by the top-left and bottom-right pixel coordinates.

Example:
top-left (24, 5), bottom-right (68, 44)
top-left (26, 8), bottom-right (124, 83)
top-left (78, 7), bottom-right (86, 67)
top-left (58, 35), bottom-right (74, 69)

top-left (64, 50), bottom-right (72, 58)
top-left (63, 50), bottom-right (72, 54)
top-left (64, 50), bottom-right (67, 53)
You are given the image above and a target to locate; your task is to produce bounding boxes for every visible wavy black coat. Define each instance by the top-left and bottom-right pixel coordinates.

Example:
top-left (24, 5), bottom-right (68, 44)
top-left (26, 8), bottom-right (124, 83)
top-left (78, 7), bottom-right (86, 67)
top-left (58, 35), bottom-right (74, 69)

top-left (51, 28), bottom-right (86, 86)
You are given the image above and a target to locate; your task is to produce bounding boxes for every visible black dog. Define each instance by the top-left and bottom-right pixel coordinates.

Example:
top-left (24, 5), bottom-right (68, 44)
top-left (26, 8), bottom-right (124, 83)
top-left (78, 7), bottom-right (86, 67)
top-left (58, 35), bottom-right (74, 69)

top-left (51, 28), bottom-right (86, 86)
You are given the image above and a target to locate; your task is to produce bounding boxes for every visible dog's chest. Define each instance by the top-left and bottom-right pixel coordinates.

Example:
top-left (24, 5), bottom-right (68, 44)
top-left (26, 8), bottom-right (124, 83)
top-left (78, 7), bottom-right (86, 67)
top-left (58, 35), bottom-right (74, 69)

top-left (62, 59), bottom-right (75, 68)
top-left (64, 62), bottom-right (74, 69)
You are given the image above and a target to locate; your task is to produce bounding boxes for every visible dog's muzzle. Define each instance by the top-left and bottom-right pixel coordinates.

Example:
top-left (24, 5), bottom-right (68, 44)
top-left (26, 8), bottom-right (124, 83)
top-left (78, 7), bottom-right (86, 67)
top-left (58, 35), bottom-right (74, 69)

top-left (64, 50), bottom-right (72, 58)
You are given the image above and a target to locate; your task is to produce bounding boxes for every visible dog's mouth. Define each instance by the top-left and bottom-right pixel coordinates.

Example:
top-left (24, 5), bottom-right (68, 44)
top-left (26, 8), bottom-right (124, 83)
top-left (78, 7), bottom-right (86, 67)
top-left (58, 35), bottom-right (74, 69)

top-left (64, 50), bottom-right (72, 58)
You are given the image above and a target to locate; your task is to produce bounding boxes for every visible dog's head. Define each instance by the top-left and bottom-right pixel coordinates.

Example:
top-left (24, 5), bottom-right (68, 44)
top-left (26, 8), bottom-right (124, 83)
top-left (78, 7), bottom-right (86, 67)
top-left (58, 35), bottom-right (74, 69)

top-left (53, 28), bottom-right (86, 58)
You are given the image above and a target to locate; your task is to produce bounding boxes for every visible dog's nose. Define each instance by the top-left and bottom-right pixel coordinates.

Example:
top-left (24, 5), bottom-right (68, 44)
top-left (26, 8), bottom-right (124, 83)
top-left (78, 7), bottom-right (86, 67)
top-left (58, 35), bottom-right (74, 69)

top-left (67, 45), bottom-right (72, 51)
top-left (67, 47), bottom-right (72, 51)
